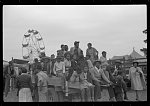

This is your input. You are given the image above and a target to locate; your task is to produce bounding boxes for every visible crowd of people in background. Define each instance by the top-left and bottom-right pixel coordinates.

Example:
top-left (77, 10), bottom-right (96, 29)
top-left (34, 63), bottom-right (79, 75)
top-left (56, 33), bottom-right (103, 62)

top-left (3, 41), bottom-right (147, 102)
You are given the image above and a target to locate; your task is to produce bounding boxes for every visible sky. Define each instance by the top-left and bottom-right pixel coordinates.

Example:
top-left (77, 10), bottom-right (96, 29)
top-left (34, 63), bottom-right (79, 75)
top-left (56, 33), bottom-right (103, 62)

top-left (3, 5), bottom-right (147, 61)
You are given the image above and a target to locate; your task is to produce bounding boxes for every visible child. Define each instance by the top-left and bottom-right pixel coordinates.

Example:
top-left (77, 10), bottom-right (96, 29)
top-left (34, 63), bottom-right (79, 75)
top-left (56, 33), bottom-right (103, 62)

top-left (113, 70), bottom-right (124, 101)
top-left (80, 66), bottom-right (95, 102)
top-left (53, 56), bottom-right (66, 91)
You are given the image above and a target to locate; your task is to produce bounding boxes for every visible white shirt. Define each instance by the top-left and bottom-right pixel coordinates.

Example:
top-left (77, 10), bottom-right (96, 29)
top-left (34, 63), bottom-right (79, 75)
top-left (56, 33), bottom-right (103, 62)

top-left (84, 72), bottom-right (87, 80)
top-left (64, 59), bottom-right (71, 67)
top-left (100, 56), bottom-right (108, 66)
top-left (53, 61), bottom-right (65, 74)
top-left (95, 66), bottom-right (101, 73)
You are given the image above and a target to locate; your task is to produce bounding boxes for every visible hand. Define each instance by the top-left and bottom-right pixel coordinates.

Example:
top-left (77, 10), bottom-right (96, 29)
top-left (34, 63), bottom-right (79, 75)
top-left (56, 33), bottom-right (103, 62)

top-left (109, 81), bottom-right (114, 85)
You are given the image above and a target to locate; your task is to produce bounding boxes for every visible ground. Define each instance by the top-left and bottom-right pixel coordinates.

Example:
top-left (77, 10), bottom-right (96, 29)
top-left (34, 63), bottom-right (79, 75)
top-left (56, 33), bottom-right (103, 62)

top-left (3, 88), bottom-right (147, 102)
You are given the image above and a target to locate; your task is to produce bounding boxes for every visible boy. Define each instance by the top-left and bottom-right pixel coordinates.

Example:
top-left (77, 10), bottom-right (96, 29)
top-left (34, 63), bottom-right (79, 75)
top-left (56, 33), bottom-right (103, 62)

top-left (80, 65), bottom-right (95, 101)
top-left (113, 70), bottom-right (124, 101)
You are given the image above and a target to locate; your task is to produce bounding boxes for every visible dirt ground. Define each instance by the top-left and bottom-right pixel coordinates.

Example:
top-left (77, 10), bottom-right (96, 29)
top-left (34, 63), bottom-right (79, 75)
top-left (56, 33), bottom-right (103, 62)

top-left (3, 88), bottom-right (147, 102)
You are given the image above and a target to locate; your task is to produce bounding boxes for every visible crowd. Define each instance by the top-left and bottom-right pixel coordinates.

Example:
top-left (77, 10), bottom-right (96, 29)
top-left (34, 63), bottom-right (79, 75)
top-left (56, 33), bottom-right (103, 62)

top-left (3, 41), bottom-right (147, 102)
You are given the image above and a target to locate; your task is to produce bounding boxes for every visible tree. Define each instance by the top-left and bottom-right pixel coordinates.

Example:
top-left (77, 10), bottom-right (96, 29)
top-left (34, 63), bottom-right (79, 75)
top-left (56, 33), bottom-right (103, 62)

top-left (140, 29), bottom-right (147, 57)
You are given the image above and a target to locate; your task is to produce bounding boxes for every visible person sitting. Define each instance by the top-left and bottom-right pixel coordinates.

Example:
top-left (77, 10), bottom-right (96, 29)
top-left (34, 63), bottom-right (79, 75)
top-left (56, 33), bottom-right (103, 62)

top-left (90, 60), bottom-right (112, 101)
top-left (86, 43), bottom-right (98, 64)
top-left (80, 65), bottom-right (95, 102)
top-left (86, 55), bottom-right (94, 71)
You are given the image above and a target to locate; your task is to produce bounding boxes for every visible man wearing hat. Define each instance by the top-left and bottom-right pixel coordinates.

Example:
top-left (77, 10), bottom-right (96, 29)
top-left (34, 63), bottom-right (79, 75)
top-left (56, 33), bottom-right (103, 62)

top-left (90, 60), bottom-right (111, 101)
top-left (70, 41), bottom-right (82, 59)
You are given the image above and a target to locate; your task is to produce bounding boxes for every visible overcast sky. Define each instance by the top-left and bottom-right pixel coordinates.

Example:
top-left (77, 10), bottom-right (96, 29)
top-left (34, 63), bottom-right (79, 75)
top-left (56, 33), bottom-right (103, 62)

top-left (3, 5), bottom-right (147, 61)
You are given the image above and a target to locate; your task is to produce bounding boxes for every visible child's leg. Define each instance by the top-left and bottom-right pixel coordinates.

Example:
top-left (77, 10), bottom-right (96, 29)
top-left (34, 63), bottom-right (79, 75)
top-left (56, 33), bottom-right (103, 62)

top-left (90, 86), bottom-right (95, 101)
top-left (85, 87), bottom-right (91, 101)
top-left (80, 88), bottom-right (85, 102)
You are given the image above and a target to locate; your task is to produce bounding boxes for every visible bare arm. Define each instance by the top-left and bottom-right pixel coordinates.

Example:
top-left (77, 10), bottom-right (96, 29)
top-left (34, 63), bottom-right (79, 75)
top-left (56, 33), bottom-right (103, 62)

top-left (53, 63), bottom-right (56, 75)
top-left (62, 62), bottom-right (65, 74)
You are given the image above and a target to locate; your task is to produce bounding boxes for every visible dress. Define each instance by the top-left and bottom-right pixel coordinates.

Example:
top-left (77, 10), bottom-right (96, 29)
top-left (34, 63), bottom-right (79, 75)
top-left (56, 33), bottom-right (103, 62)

top-left (128, 67), bottom-right (146, 90)
top-left (86, 47), bottom-right (98, 64)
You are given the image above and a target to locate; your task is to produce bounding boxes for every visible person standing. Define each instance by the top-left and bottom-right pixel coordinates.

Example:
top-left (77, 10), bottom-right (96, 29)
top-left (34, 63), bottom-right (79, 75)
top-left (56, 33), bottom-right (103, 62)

top-left (57, 44), bottom-right (65, 61)
top-left (86, 43), bottom-right (98, 64)
top-left (128, 61), bottom-right (146, 101)
top-left (70, 41), bottom-right (82, 59)
top-left (36, 64), bottom-right (49, 102)
top-left (31, 69), bottom-right (39, 102)
top-left (16, 67), bottom-right (33, 102)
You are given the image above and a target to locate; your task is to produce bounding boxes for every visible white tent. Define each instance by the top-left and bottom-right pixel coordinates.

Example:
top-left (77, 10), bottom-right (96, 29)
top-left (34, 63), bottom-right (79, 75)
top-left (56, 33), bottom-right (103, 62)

top-left (130, 48), bottom-right (146, 59)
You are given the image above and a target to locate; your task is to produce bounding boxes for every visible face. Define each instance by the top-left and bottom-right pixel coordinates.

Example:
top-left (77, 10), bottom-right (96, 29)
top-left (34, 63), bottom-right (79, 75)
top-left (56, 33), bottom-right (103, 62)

top-left (61, 45), bottom-right (65, 50)
top-left (66, 54), bottom-right (70, 60)
top-left (102, 53), bottom-right (106, 57)
top-left (75, 43), bottom-right (79, 48)
top-left (95, 62), bottom-right (100, 68)
top-left (88, 44), bottom-right (92, 48)
top-left (73, 55), bottom-right (77, 60)
top-left (83, 67), bottom-right (88, 73)
top-left (57, 58), bottom-right (61, 62)
top-left (133, 63), bottom-right (138, 67)
top-left (102, 65), bottom-right (107, 71)
top-left (65, 46), bottom-right (68, 51)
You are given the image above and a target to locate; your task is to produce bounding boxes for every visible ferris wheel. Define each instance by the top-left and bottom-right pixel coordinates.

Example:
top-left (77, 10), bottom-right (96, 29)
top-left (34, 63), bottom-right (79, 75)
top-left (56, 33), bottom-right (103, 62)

top-left (22, 29), bottom-right (45, 63)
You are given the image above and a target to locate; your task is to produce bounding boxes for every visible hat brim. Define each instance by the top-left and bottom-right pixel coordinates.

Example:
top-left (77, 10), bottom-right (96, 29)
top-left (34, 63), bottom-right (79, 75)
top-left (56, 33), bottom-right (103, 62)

top-left (93, 60), bottom-right (101, 65)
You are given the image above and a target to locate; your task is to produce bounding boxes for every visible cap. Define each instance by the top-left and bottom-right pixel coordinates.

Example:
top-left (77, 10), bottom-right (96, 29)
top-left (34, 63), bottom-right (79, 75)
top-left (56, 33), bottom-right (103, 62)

top-left (93, 60), bottom-right (101, 66)
top-left (74, 41), bottom-right (80, 45)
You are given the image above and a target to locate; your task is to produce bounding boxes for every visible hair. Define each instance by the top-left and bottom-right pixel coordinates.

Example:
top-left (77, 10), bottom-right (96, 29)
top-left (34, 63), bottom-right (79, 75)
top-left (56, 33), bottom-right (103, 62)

top-left (88, 43), bottom-right (92, 46)
top-left (61, 44), bottom-right (64, 48)
top-left (64, 52), bottom-right (72, 59)
top-left (102, 51), bottom-right (106, 54)
top-left (34, 58), bottom-right (38, 62)
top-left (64, 45), bottom-right (68, 51)
top-left (21, 67), bottom-right (27, 73)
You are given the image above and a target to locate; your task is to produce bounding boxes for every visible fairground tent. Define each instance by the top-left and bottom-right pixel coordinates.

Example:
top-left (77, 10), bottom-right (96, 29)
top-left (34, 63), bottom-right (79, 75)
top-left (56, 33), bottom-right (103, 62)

top-left (111, 48), bottom-right (146, 60)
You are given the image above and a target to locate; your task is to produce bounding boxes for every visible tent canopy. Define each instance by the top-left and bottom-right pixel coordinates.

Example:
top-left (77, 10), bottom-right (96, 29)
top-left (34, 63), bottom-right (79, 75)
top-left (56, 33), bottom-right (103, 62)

top-left (111, 48), bottom-right (146, 60)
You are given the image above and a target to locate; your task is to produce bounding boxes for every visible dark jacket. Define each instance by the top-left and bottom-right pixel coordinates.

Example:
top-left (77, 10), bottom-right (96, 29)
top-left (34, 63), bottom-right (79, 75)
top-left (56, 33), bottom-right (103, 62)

top-left (16, 73), bottom-right (32, 91)
top-left (113, 75), bottom-right (123, 94)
